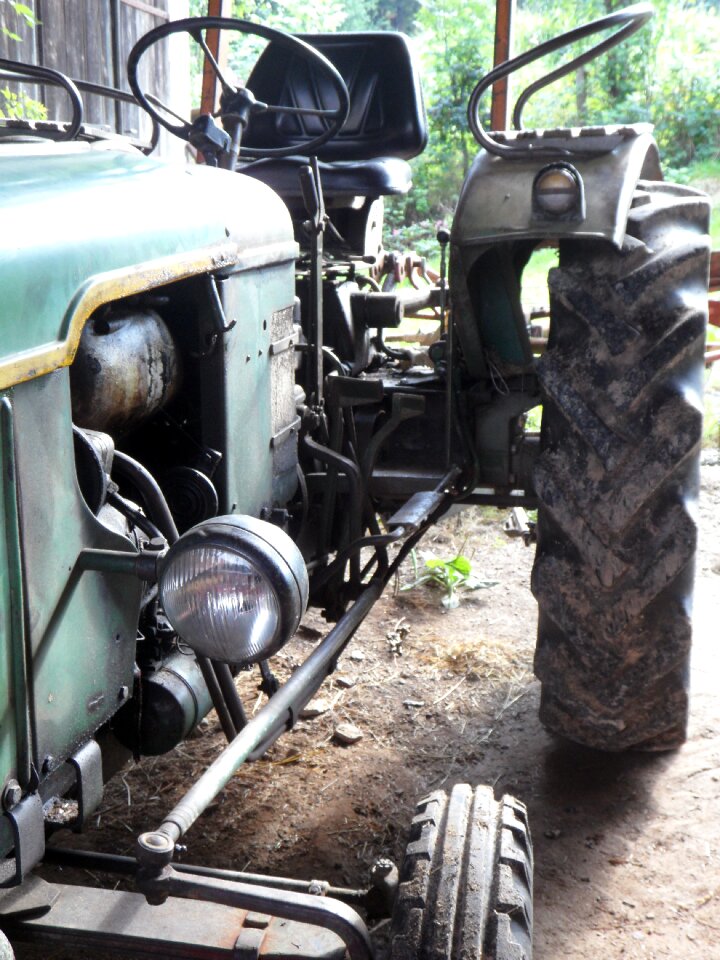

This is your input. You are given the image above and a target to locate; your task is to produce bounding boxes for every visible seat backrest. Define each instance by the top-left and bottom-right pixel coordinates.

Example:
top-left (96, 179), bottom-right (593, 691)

top-left (243, 32), bottom-right (427, 162)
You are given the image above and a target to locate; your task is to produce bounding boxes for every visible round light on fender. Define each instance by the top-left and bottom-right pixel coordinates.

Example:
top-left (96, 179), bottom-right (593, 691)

top-left (158, 515), bottom-right (308, 665)
top-left (533, 165), bottom-right (581, 215)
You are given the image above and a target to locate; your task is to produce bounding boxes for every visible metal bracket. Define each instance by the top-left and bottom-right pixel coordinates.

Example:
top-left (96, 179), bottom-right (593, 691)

top-left (361, 392), bottom-right (426, 487)
top-left (234, 926), bottom-right (265, 960)
top-left (234, 913), bottom-right (270, 960)
top-left (0, 793), bottom-right (44, 887)
top-left (66, 739), bottom-right (103, 831)
top-left (0, 874), bottom-right (59, 920)
top-left (386, 490), bottom-right (448, 535)
top-left (190, 274), bottom-right (237, 359)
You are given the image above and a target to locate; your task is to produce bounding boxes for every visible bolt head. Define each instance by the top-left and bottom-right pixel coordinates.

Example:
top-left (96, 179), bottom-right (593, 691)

top-left (370, 857), bottom-right (395, 878)
top-left (2, 780), bottom-right (21, 811)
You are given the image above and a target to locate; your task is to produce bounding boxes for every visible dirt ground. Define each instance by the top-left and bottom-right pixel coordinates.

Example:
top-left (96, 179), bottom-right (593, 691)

top-left (15, 457), bottom-right (720, 960)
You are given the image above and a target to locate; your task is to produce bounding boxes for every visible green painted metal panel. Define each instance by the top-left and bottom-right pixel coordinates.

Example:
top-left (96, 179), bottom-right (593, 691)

top-left (0, 138), bottom-right (298, 778)
top-left (11, 371), bottom-right (143, 770)
top-left (0, 142), bottom-right (295, 378)
top-left (215, 264), bottom-right (296, 517)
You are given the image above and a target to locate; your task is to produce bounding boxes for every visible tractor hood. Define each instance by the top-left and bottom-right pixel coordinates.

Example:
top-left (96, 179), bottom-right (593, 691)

top-left (0, 140), bottom-right (297, 391)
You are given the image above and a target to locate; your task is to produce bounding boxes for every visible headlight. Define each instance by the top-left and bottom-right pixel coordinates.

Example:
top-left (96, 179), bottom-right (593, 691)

top-left (158, 515), bottom-right (308, 665)
top-left (533, 163), bottom-right (584, 219)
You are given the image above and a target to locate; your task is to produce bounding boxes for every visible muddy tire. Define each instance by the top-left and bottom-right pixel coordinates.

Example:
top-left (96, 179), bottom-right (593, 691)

top-left (390, 784), bottom-right (533, 960)
top-left (532, 181), bottom-right (711, 751)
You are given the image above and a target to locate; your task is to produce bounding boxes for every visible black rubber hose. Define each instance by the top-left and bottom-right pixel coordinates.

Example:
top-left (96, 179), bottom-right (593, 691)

top-left (112, 450), bottom-right (179, 544)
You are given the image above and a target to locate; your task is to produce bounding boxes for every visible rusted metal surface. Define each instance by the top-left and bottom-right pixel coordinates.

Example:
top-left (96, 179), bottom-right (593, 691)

top-left (139, 868), bottom-right (373, 960)
top-left (200, 0), bottom-right (233, 119)
top-left (70, 308), bottom-right (180, 434)
top-left (6, 882), bottom-right (347, 959)
top-left (709, 250), bottom-right (720, 290)
top-left (491, 0), bottom-right (515, 131)
top-left (708, 250), bottom-right (719, 356)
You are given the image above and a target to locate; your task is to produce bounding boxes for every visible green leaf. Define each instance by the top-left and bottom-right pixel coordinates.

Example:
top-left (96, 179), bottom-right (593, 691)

top-left (447, 555), bottom-right (472, 576)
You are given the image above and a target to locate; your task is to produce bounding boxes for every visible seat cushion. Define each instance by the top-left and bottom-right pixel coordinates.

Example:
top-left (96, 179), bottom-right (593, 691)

top-left (239, 155), bottom-right (413, 199)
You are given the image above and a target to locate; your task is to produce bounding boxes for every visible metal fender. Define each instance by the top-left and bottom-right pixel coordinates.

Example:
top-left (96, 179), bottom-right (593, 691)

top-left (452, 125), bottom-right (662, 250)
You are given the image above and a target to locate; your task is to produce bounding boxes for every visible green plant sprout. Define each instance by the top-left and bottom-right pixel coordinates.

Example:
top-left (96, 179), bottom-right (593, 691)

top-left (402, 548), bottom-right (498, 609)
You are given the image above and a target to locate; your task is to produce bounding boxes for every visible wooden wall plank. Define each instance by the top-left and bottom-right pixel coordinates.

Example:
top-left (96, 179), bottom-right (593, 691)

top-left (1, 0), bottom-right (172, 143)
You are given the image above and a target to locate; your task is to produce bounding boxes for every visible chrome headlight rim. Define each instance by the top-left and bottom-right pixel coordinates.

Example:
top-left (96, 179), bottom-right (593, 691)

top-left (158, 514), bottom-right (309, 664)
top-left (532, 161), bottom-right (585, 220)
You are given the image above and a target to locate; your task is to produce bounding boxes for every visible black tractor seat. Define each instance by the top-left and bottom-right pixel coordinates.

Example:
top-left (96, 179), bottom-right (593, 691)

top-left (239, 31), bottom-right (427, 226)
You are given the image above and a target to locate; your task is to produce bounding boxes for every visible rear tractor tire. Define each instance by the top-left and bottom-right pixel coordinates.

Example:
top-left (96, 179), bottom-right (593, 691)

top-left (532, 181), bottom-right (711, 751)
top-left (390, 784), bottom-right (533, 960)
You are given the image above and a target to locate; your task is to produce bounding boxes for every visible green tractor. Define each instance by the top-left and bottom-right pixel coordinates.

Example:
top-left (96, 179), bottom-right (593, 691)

top-left (0, 4), bottom-right (709, 958)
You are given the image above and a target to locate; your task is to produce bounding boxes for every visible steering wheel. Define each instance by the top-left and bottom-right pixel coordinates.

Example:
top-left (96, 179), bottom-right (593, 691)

top-left (127, 17), bottom-right (350, 165)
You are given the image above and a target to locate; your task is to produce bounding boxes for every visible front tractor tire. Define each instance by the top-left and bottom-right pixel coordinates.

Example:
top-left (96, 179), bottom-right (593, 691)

top-left (532, 181), bottom-right (711, 751)
top-left (390, 784), bottom-right (533, 960)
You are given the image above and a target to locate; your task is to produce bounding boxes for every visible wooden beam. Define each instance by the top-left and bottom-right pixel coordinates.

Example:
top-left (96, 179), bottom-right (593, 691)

top-left (200, 0), bottom-right (232, 117)
top-left (491, 0), bottom-right (515, 132)
top-left (709, 250), bottom-right (720, 292)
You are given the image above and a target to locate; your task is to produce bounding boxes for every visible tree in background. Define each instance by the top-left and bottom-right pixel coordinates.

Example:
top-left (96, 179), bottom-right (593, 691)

top-left (512, 0), bottom-right (719, 172)
top-left (387, 0), bottom-right (719, 243)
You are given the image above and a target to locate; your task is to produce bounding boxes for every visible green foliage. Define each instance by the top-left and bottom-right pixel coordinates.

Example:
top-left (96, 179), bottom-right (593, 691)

top-left (0, 0), bottom-right (46, 121)
top-left (402, 549), bottom-right (498, 608)
top-left (0, 85), bottom-right (46, 121)
top-left (704, 351), bottom-right (720, 449)
top-left (392, 0), bottom-right (720, 228)
top-left (386, 0), bottom-right (495, 229)
top-left (0, 1), bottom-right (36, 41)
top-left (384, 213), bottom-right (448, 262)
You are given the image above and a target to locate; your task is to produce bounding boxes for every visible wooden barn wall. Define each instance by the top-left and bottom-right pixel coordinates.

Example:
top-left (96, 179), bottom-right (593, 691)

top-left (0, 0), bottom-right (173, 145)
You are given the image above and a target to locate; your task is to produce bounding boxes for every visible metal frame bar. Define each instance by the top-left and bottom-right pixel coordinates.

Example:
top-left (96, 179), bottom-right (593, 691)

top-left (43, 848), bottom-right (368, 907)
top-left (140, 868), bottom-right (375, 960)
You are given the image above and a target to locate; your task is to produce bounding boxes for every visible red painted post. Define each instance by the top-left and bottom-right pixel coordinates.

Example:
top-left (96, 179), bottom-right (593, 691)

top-left (491, 0), bottom-right (515, 132)
top-left (200, 0), bottom-right (232, 118)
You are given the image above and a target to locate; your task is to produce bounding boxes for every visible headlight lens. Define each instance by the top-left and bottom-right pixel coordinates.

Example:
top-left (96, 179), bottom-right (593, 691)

top-left (158, 515), bottom-right (308, 665)
top-left (533, 164), bottom-right (581, 215)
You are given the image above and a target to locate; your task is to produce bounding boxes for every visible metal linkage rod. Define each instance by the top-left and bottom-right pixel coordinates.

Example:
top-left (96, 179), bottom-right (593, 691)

top-left (148, 579), bottom-right (382, 844)
top-left (43, 847), bottom-right (366, 905)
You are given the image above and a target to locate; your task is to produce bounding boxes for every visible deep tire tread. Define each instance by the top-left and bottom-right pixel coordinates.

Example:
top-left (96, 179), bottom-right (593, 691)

top-left (532, 180), bottom-right (711, 751)
top-left (391, 785), bottom-right (533, 960)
